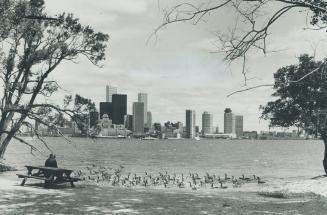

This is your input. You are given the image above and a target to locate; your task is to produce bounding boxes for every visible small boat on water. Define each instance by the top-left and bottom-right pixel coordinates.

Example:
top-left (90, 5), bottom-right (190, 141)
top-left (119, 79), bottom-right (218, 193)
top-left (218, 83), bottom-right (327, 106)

top-left (142, 136), bottom-right (158, 140)
top-left (93, 135), bottom-right (126, 139)
top-left (194, 136), bottom-right (200, 141)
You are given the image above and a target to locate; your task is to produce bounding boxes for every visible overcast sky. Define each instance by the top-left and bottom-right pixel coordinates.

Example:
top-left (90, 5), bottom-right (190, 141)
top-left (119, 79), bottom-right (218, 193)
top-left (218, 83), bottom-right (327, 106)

top-left (43, 0), bottom-right (327, 131)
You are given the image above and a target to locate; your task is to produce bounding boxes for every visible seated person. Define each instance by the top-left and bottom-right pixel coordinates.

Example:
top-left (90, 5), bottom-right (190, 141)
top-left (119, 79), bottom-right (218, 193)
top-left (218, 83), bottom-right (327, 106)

top-left (44, 154), bottom-right (58, 183)
top-left (45, 154), bottom-right (58, 168)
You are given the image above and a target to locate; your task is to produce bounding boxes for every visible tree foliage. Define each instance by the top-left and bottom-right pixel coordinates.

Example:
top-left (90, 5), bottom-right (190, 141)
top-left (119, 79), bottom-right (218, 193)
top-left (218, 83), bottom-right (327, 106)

top-left (260, 54), bottom-right (327, 137)
top-left (0, 0), bottom-right (109, 157)
top-left (72, 94), bottom-right (96, 136)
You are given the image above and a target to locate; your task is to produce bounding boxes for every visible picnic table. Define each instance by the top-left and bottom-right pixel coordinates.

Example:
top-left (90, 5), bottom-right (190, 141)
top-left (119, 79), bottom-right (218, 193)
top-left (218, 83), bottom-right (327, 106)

top-left (17, 165), bottom-right (80, 187)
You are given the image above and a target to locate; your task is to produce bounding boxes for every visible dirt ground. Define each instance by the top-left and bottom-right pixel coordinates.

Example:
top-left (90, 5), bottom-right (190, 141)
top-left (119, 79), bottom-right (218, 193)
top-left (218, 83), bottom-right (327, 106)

top-left (1, 172), bottom-right (327, 215)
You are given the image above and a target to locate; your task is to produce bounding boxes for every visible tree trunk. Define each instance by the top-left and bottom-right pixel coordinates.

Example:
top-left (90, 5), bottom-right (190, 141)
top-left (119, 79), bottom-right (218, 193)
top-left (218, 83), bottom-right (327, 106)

top-left (0, 136), bottom-right (10, 159)
top-left (0, 133), bottom-right (13, 159)
top-left (322, 134), bottom-right (327, 175)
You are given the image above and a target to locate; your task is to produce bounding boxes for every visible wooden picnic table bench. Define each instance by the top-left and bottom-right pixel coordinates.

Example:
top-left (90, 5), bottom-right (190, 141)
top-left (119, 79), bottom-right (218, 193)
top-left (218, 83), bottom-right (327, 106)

top-left (17, 165), bottom-right (80, 188)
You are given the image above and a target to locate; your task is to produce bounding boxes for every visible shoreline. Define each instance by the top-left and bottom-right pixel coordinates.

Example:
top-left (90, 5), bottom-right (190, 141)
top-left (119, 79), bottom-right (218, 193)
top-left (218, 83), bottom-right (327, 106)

top-left (1, 171), bottom-right (327, 214)
top-left (20, 135), bottom-right (322, 141)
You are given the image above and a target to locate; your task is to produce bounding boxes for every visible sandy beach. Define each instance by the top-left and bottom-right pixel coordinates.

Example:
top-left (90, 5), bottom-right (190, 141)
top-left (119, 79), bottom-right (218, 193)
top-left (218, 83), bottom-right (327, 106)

top-left (1, 170), bottom-right (327, 215)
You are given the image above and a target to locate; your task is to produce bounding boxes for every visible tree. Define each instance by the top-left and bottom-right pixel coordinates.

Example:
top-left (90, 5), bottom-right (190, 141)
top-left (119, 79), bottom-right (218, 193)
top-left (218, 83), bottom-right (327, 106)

top-left (153, 123), bottom-right (162, 133)
top-left (72, 94), bottom-right (97, 136)
top-left (154, 0), bottom-right (327, 81)
top-left (49, 94), bottom-right (96, 136)
top-left (260, 54), bottom-right (327, 173)
top-left (0, 0), bottom-right (109, 158)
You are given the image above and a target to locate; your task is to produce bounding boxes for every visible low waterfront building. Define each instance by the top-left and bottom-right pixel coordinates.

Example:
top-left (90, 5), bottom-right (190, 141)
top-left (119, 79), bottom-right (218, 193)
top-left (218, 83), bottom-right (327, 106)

top-left (203, 133), bottom-right (236, 139)
top-left (98, 114), bottom-right (131, 137)
top-left (243, 131), bottom-right (258, 139)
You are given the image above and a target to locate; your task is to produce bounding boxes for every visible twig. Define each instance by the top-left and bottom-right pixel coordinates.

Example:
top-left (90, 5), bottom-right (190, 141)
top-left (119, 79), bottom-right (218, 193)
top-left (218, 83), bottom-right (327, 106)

top-left (227, 84), bottom-right (273, 97)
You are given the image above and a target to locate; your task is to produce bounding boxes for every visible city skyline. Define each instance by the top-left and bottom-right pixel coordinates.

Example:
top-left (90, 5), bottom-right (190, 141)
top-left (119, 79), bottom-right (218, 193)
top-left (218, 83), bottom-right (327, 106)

top-left (100, 85), bottom-right (244, 133)
top-left (42, 0), bottom-right (327, 132)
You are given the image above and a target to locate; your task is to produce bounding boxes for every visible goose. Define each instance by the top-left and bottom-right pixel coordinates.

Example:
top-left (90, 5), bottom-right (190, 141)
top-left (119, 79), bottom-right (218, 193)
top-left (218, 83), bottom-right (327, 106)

top-left (257, 177), bottom-right (266, 184)
top-left (211, 182), bottom-right (219, 189)
top-left (240, 174), bottom-right (251, 181)
top-left (224, 173), bottom-right (231, 180)
top-left (177, 181), bottom-right (185, 188)
top-left (220, 182), bottom-right (228, 189)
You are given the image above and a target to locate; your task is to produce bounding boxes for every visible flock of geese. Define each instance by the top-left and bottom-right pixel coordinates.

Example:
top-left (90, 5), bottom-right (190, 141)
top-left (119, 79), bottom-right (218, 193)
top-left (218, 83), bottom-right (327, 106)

top-left (76, 164), bottom-right (266, 190)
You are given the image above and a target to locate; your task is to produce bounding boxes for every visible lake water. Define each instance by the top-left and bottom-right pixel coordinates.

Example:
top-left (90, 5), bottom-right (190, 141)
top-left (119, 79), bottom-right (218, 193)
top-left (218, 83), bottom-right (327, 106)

top-left (4, 138), bottom-right (324, 179)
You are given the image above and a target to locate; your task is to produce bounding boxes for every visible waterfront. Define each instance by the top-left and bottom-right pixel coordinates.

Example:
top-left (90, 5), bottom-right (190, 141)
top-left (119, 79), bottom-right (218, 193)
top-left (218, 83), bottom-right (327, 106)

top-left (1, 138), bottom-right (327, 214)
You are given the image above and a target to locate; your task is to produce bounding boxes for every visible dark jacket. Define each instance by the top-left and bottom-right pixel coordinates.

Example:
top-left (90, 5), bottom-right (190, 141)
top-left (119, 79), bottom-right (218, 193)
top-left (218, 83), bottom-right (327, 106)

top-left (45, 158), bottom-right (58, 168)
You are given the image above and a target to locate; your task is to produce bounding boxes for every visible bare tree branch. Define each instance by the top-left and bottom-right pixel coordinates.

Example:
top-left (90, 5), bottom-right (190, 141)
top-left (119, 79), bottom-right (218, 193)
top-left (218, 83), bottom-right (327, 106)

top-left (227, 84), bottom-right (273, 97)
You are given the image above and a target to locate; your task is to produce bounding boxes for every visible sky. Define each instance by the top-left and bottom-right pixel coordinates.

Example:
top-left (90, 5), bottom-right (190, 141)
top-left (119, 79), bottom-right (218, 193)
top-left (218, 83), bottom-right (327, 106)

top-left (42, 0), bottom-right (327, 131)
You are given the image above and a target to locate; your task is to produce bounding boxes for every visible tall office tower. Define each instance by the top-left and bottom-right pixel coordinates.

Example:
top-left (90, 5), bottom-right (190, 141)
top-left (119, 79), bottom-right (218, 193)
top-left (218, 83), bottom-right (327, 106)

top-left (147, 111), bottom-right (152, 128)
top-left (202, 111), bottom-right (213, 135)
top-left (235, 115), bottom-right (244, 138)
top-left (185, 110), bottom-right (196, 139)
top-left (132, 102), bottom-right (144, 135)
top-left (106, 85), bottom-right (117, 102)
top-left (124, 114), bottom-right (133, 131)
top-left (99, 102), bottom-right (113, 119)
top-left (112, 94), bottom-right (127, 125)
top-left (137, 93), bottom-right (148, 125)
top-left (89, 111), bottom-right (99, 128)
top-left (224, 108), bottom-right (235, 134)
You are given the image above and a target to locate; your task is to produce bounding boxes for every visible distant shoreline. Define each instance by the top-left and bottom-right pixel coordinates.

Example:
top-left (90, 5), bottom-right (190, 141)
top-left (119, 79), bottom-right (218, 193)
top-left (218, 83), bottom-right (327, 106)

top-left (19, 135), bottom-right (322, 141)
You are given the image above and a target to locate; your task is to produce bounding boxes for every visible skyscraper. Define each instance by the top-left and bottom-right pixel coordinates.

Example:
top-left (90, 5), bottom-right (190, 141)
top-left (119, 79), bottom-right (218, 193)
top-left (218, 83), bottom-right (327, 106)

top-left (202, 111), bottom-right (213, 135)
top-left (133, 102), bottom-right (144, 135)
top-left (147, 111), bottom-right (152, 128)
top-left (106, 85), bottom-right (117, 102)
top-left (99, 102), bottom-right (113, 119)
top-left (138, 93), bottom-right (147, 126)
top-left (124, 114), bottom-right (133, 131)
top-left (186, 110), bottom-right (196, 139)
top-left (224, 108), bottom-right (235, 134)
top-left (112, 94), bottom-right (127, 125)
top-left (235, 115), bottom-right (244, 138)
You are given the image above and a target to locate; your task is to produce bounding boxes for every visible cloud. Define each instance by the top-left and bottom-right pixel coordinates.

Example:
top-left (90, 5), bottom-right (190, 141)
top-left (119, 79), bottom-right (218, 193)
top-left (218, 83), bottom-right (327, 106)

top-left (41, 0), bottom-right (322, 131)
